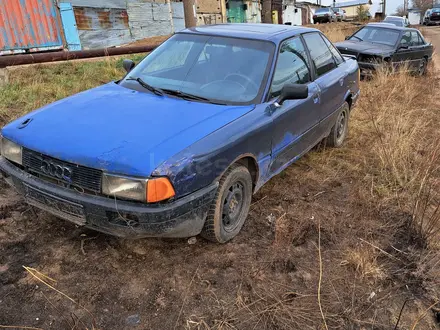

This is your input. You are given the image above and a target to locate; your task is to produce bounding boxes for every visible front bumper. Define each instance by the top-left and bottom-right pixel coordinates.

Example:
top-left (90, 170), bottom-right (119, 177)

top-left (357, 61), bottom-right (383, 76)
top-left (0, 156), bottom-right (217, 238)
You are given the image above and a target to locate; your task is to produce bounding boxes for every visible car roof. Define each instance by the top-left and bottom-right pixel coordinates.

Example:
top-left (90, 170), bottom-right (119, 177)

top-left (179, 23), bottom-right (320, 42)
top-left (385, 15), bottom-right (405, 20)
top-left (366, 22), bottom-right (415, 31)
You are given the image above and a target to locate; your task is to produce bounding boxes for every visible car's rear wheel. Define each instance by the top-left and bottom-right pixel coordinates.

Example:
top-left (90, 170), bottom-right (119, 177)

top-left (201, 164), bottom-right (252, 243)
top-left (326, 102), bottom-right (350, 148)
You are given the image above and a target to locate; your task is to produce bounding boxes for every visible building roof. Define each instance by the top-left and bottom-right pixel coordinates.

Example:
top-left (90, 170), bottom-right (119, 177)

top-left (295, 0), bottom-right (328, 7)
top-left (333, 0), bottom-right (371, 8)
top-left (180, 24), bottom-right (320, 42)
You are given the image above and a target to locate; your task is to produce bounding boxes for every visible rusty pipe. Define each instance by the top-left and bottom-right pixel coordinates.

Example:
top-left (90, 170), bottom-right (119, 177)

top-left (0, 44), bottom-right (160, 68)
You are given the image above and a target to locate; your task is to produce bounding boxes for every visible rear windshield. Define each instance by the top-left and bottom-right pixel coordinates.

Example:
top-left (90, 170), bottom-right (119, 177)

top-left (315, 8), bottom-right (330, 13)
top-left (384, 17), bottom-right (402, 21)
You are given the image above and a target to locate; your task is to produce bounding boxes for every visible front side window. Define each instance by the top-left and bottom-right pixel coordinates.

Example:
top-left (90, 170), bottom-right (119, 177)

top-left (400, 31), bottom-right (411, 46)
top-left (350, 27), bottom-right (401, 46)
top-left (303, 32), bottom-right (336, 77)
top-left (321, 34), bottom-right (344, 65)
top-left (120, 34), bottom-right (275, 105)
top-left (270, 37), bottom-right (311, 98)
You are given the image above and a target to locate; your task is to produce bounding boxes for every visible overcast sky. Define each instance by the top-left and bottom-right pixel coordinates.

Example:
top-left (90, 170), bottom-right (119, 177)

top-left (321, 0), bottom-right (405, 15)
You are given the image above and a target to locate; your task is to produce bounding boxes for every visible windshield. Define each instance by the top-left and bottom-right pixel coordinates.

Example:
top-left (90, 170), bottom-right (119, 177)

top-left (315, 8), bottom-right (330, 13)
top-left (120, 34), bottom-right (274, 105)
top-left (432, 8), bottom-right (440, 13)
top-left (349, 26), bottom-right (401, 46)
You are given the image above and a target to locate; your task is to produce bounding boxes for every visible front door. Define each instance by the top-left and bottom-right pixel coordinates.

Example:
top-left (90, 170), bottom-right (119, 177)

top-left (394, 31), bottom-right (424, 70)
top-left (303, 32), bottom-right (346, 133)
top-left (268, 36), bottom-right (322, 175)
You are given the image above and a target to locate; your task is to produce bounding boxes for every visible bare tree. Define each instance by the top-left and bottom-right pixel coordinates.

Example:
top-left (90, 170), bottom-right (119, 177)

top-left (412, 0), bottom-right (432, 14)
top-left (394, 4), bottom-right (408, 16)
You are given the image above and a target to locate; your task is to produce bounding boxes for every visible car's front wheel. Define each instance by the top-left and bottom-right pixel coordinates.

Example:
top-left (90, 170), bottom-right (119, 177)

top-left (201, 164), bottom-right (252, 243)
top-left (326, 102), bottom-right (350, 148)
top-left (416, 58), bottom-right (428, 76)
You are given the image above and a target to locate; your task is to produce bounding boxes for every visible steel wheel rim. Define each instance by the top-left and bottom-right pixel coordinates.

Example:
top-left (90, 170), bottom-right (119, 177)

top-left (336, 111), bottom-right (346, 141)
top-left (418, 60), bottom-right (426, 76)
top-left (222, 180), bottom-right (245, 232)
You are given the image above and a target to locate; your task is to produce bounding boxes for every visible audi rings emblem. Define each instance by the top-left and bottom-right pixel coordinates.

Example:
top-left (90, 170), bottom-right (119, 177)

top-left (40, 160), bottom-right (73, 182)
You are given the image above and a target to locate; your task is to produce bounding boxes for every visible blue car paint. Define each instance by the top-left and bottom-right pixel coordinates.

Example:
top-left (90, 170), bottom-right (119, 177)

top-left (2, 83), bottom-right (254, 177)
top-left (2, 24), bottom-right (360, 203)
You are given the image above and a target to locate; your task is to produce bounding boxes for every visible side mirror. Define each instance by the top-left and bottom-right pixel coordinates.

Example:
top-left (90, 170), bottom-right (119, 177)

top-left (123, 59), bottom-right (135, 73)
top-left (275, 84), bottom-right (308, 106)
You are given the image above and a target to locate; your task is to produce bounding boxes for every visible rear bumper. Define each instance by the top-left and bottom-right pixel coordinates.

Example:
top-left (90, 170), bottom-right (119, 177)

top-left (313, 17), bottom-right (331, 22)
top-left (0, 157), bottom-right (217, 238)
top-left (427, 18), bottom-right (440, 24)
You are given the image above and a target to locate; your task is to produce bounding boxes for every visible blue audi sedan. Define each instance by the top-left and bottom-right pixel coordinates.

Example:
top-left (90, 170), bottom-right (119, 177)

top-left (0, 24), bottom-right (360, 243)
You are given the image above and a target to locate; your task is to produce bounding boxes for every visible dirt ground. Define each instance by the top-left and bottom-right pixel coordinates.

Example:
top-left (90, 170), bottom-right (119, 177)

top-left (1, 27), bottom-right (440, 330)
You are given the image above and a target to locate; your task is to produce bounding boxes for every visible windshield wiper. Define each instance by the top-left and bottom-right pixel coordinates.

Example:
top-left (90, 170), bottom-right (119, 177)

top-left (126, 77), bottom-right (164, 96)
top-left (351, 36), bottom-right (363, 41)
top-left (161, 89), bottom-right (226, 105)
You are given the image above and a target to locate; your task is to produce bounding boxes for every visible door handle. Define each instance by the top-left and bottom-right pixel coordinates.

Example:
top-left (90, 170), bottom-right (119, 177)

top-left (313, 94), bottom-right (320, 104)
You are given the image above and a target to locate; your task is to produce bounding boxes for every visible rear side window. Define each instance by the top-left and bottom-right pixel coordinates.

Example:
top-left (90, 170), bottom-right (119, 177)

top-left (303, 32), bottom-right (337, 77)
top-left (270, 37), bottom-right (311, 98)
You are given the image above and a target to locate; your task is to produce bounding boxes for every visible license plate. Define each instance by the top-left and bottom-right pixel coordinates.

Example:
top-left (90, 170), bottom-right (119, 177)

top-left (24, 184), bottom-right (86, 226)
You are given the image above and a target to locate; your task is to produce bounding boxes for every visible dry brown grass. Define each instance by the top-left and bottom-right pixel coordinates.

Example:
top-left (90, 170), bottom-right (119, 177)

top-left (309, 22), bottom-right (360, 42)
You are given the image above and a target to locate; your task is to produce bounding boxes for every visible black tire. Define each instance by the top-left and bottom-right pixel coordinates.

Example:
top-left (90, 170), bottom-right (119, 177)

top-left (201, 164), bottom-right (252, 243)
top-left (326, 102), bottom-right (350, 148)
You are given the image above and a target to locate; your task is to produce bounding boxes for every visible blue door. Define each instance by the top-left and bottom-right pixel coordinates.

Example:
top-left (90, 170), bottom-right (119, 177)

top-left (267, 36), bottom-right (322, 176)
top-left (60, 3), bottom-right (82, 51)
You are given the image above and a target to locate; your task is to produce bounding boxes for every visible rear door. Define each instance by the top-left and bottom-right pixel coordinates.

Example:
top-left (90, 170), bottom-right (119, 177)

top-left (303, 32), bottom-right (346, 134)
top-left (268, 36), bottom-right (321, 175)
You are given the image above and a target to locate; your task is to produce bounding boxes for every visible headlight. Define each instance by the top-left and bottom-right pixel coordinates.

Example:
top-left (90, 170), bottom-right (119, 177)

top-left (1, 137), bottom-right (22, 165)
top-left (102, 174), bottom-right (175, 203)
top-left (102, 173), bottom-right (147, 202)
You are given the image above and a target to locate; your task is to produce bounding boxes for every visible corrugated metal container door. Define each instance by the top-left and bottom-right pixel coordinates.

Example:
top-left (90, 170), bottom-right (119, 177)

top-left (0, 0), bottom-right (63, 54)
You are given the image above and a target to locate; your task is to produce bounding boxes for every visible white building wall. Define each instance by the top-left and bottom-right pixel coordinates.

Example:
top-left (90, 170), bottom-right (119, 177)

top-left (283, 5), bottom-right (302, 25)
top-left (408, 11), bottom-right (421, 25)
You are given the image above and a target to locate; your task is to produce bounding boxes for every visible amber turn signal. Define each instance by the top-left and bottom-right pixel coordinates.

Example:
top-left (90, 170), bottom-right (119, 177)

top-left (147, 177), bottom-right (175, 203)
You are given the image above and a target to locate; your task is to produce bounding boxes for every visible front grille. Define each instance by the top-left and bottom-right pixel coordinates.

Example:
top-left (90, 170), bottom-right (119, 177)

top-left (22, 148), bottom-right (102, 192)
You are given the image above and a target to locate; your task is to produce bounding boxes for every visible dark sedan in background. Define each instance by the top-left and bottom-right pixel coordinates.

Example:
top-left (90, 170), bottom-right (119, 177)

top-left (382, 15), bottom-right (409, 27)
top-left (335, 23), bottom-right (433, 77)
top-left (423, 8), bottom-right (440, 25)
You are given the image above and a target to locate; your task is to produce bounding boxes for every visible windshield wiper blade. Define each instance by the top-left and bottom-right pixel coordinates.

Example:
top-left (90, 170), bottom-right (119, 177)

top-left (161, 89), bottom-right (226, 105)
top-left (352, 36), bottom-right (363, 41)
top-left (126, 77), bottom-right (163, 96)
